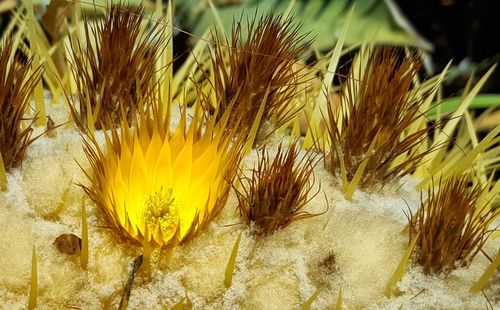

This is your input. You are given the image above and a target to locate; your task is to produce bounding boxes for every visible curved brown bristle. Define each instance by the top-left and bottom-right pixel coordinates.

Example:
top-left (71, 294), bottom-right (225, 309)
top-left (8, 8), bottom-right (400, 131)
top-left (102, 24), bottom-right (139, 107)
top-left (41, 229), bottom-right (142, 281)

top-left (408, 175), bottom-right (499, 275)
top-left (0, 37), bottom-right (41, 171)
top-left (235, 141), bottom-right (322, 234)
top-left (69, 3), bottom-right (165, 131)
top-left (325, 47), bottom-right (438, 188)
top-left (211, 13), bottom-right (312, 140)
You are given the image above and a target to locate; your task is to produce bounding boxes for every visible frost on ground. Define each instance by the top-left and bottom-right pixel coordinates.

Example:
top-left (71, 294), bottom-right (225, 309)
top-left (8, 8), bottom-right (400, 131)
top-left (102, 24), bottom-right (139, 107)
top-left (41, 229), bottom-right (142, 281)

top-left (0, 103), bottom-right (498, 310)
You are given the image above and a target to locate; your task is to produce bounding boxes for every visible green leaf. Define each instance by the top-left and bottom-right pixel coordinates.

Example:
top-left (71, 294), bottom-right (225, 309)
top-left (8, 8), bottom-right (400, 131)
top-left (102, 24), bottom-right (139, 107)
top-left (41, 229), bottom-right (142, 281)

top-left (180, 0), bottom-right (431, 51)
top-left (428, 94), bottom-right (500, 117)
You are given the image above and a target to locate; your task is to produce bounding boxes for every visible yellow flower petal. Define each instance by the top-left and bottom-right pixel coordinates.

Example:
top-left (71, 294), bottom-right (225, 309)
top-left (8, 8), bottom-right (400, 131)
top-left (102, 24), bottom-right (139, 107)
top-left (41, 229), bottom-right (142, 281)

top-left (82, 104), bottom-right (241, 247)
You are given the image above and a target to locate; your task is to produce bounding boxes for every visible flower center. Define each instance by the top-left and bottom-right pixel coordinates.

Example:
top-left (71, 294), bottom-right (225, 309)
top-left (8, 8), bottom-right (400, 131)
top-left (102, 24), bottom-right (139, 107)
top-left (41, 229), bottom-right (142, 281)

top-left (144, 186), bottom-right (179, 242)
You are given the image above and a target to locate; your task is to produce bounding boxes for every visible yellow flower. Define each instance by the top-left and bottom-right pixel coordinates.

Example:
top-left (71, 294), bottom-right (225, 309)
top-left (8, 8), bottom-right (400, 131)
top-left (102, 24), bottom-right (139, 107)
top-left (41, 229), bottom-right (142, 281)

top-left (82, 105), bottom-right (242, 247)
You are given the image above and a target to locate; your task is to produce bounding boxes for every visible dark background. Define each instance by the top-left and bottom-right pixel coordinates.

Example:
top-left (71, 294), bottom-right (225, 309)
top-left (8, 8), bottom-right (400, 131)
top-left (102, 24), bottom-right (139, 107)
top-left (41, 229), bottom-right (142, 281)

top-left (395, 0), bottom-right (500, 93)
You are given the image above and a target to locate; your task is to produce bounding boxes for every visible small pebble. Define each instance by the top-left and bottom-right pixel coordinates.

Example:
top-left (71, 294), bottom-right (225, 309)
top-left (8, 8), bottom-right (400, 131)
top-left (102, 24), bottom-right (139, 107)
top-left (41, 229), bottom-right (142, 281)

top-left (54, 233), bottom-right (81, 255)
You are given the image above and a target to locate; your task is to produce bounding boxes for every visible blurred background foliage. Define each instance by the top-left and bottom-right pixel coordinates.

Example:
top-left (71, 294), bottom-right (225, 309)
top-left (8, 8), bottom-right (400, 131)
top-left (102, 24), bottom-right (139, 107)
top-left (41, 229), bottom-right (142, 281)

top-left (175, 0), bottom-right (432, 51)
top-left (0, 0), bottom-right (499, 125)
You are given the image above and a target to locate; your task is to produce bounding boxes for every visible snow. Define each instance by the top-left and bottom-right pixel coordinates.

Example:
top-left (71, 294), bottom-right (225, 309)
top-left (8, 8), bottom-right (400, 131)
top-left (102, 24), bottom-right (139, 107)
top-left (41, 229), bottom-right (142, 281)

top-left (0, 101), bottom-right (498, 309)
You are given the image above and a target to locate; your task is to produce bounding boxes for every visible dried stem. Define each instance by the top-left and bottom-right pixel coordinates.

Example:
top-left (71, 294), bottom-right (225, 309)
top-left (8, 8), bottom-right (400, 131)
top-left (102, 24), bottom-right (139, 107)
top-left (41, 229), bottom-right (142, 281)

top-left (325, 47), bottom-right (440, 189)
top-left (68, 3), bottom-right (165, 131)
top-left (0, 37), bottom-right (41, 171)
top-left (211, 13), bottom-right (312, 140)
top-left (235, 141), bottom-right (322, 234)
top-left (408, 174), bottom-right (499, 275)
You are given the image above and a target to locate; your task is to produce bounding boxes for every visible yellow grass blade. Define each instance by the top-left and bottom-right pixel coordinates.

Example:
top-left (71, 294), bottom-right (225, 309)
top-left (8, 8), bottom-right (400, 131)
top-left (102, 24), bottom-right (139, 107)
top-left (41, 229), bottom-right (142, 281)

top-left (0, 154), bottom-right (7, 191)
top-left (443, 126), bottom-right (499, 175)
top-left (475, 172), bottom-right (494, 209)
top-left (301, 286), bottom-right (324, 310)
top-left (433, 65), bottom-right (496, 153)
top-left (28, 245), bottom-right (37, 310)
top-left (474, 176), bottom-right (499, 226)
top-left (172, 30), bottom-right (210, 101)
top-left (171, 293), bottom-right (192, 310)
top-left (416, 61), bottom-right (451, 122)
top-left (224, 232), bottom-right (242, 288)
top-left (171, 297), bottom-right (186, 310)
top-left (283, 0), bottom-right (296, 19)
top-left (412, 62), bottom-right (450, 127)
top-left (86, 96), bottom-right (95, 136)
top-left (344, 157), bottom-right (368, 201)
top-left (40, 180), bottom-right (72, 219)
top-left (303, 6), bottom-right (354, 149)
top-left (411, 62), bottom-right (451, 177)
top-left (165, 0), bottom-right (173, 105)
top-left (385, 237), bottom-right (418, 298)
top-left (24, 0), bottom-right (62, 96)
top-left (335, 287), bottom-right (343, 310)
top-left (0, 0), bottom-right (15, 13)
top-left (155, 0), bottom-right (162, 14)
top-left (464, 111), bottom-right (479, 147)
top-left (81, 198), bottom-right (89, 270)
top-left (417, 125), bottom-right (500, 190)
top-left (242, 88), bottom-right (269, 155)
top-left (469, 249), bottom-right (500, 293)
top-left (338, 152), bottom-right (349, 194)
top-left (343, 135), bottom-right (378, 200)
top-left (32, 54), bottom-right (46, 126)
top-left (6, 6), bottom-right (27, 61)
top-left (348, 43), bottom-right (370, 102)
top-left (208, 0), bottom-right (226, 38)
top-left (463, 110), bottom-right (489, 183)
top-left (155, 0), bottom-right (173, 110)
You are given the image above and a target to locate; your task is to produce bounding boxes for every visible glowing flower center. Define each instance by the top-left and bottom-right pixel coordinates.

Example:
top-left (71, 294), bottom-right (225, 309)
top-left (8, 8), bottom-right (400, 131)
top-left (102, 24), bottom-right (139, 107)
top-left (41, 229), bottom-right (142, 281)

top-left (144, 187), bottom-right (178, 241)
